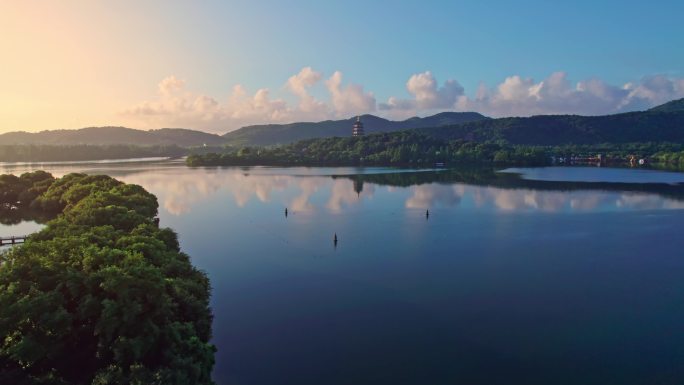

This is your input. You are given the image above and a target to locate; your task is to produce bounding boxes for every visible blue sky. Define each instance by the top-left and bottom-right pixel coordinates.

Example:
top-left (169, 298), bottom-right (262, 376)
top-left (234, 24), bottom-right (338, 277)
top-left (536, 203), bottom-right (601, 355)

top-left (2, 0), bottom-right (683, 132)
top-left (156, 0), bottom-right (683, 95)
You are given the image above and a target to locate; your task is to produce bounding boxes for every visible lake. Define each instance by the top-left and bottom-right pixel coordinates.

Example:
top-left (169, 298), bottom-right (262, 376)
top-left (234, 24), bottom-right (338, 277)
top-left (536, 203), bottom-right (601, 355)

top-left (2, 162), bottom-right (684, 385)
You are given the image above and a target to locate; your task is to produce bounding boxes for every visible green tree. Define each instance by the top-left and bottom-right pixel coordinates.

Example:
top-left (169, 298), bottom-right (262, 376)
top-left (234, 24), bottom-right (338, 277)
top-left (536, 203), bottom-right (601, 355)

top-left (0, 173), bottom-right (215, 385)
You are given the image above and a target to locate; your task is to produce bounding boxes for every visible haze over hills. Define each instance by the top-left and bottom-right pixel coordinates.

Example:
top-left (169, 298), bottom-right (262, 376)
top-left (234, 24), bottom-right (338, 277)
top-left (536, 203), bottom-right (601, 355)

top-left (221, 112), bottom-right (489, 146)
top-left (0, 112), bottom-right (488, 147)
top-left (0, 127), bottom-right (226, 147)
top-left (1, 98), bottom-right (683, 149)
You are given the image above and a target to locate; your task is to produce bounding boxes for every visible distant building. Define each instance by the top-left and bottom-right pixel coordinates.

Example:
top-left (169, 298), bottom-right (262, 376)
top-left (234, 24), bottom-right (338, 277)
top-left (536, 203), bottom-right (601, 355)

top-left (352, 116), bottom-right (365, 137)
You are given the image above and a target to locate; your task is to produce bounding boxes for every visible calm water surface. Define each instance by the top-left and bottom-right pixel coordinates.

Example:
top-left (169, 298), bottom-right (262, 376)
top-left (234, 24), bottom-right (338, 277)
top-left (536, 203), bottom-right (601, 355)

top-left (504, 165), bottom-right (684, 184)
top-left (2, 161), bottom-right (684, 385)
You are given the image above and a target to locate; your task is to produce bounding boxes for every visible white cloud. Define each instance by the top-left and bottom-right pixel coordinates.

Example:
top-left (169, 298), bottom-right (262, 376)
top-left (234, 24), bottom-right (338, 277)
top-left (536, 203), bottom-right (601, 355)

top-left (325, 71), bottom-right (376, 117)
top-left (158, 75), bottom-right (185, 95)
top-left (286, 67), bottom-right (327, 117)
top-left (124, 78), bottom-right (228, 129)
top-left (380, 71), bottom-right (464, 116)
top-left (618, 75), bottom-right (684, 111)
top-left (123, 75), bottom-right (302, 132)
top-left (225, 85), bottom-right (291, 123)
top-left (407, 71), bottom-right (464, 109)
top-left (123, 67), bottom-right (377, 132)
top-left (453, 72), bottom-right (684, 117)
top-left (122, 69), bottom-right (684, 132)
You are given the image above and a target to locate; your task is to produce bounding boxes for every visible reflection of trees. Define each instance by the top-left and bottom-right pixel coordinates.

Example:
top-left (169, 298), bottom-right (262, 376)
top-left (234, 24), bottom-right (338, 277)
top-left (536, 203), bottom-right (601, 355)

top-left (0, 208), bottom-right (53, 225)
top-left (103, 166), bottom-right (684, 215)
top-left (335, 167), bottom-right (505, 187)
top-left (337, 168), bottom-right (684, 202)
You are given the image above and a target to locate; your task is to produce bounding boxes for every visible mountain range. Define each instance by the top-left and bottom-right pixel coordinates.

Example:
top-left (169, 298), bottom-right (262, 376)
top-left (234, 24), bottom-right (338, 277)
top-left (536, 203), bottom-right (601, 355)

top-left (0, 127), bottom-right (226, 147)
top-left (0, 112), bottom-right (486, 147)
top-left (416, 102), bottom-right (684, 145)
top-left (1, 98), bottom-right (683, 147)
top-left (221, 112), bottom-right (488, 146)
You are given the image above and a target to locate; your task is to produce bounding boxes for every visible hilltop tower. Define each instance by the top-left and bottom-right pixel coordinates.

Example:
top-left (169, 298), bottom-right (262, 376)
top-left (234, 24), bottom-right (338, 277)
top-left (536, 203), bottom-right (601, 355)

top-left (352, 116), bottom-right (365, 137)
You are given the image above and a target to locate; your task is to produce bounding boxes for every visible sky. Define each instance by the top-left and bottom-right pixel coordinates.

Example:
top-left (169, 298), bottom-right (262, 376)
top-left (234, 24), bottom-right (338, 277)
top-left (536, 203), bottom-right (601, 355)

top-left (2, 0), bottom-right (684, 134)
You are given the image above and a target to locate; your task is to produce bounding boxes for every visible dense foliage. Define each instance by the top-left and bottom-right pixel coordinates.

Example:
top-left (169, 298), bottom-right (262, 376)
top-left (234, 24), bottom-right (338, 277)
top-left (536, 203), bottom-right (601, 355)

top-left (188, 129), bottom-right (684, 169)
top-left (0, 171), bottom-right (56, 225)
top-left (416, 110), bottom-right (684, 145)
top-left (652, 150), bottom-right (684, 167)
top-left (0, 171), bottom-right (55, 207)
top-left (0, 173), bottom-right (215, 384)
top-left (187, 132), bottom-right (548, 167)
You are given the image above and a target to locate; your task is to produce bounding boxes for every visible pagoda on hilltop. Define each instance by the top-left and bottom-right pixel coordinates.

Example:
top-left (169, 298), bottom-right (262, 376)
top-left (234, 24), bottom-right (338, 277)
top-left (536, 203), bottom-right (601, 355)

top-left (352, 116), bottom-right (365, 137)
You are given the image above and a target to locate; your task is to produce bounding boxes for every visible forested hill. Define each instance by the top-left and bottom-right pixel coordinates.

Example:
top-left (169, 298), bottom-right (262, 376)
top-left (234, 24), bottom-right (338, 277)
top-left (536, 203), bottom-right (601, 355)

top-left (416, 100), bottom-right (684, 145)
top-left (3, 98), bottom-right (684, 149)
top-left (221, 112), bottom-right (489, 146)
top-left (649, 97), bottom-right (684, 113)
top-left (0, 112), bottom-right (486, 147)
top-left (0, 126), bottom-right (226, 146)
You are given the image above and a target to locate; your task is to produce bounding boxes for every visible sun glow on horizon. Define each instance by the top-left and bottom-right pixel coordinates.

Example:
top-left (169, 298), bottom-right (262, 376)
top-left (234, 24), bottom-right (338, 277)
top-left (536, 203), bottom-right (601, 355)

top-left (2, 0), bottom-right (683, 134)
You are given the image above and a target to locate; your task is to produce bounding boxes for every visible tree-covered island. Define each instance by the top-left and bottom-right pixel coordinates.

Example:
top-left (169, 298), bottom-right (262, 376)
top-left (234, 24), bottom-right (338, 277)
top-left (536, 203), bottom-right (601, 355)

top-left (186, 131), bottom-right (684, 169)
top-left (0, 172), bottom-right (215, 385)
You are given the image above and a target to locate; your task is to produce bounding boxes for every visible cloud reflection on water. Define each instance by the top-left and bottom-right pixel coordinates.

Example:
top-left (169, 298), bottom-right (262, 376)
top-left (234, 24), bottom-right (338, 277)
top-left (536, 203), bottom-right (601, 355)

top-left (118, 169), bottom-right (684, 216)
top-left (405, 185), bottom-right (465, 209)
top-left (326, 179), bottom-right (375, 213)
top-left (4, 162), bottom-right (682, 216)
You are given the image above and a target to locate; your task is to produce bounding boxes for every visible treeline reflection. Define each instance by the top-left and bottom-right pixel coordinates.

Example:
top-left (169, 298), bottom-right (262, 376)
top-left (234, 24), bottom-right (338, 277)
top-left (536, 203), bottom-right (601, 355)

top-left (116, 167), bottom-right (684, 216)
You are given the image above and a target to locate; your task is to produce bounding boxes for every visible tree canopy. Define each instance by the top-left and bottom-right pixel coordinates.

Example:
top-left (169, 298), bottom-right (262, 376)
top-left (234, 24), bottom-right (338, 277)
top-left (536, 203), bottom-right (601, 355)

top-left (187, 130), bottom-right (684, 169)
top-left (187, 132), bottom-right (548, 167)
top-left (0, 172), bottom-right (215, 385)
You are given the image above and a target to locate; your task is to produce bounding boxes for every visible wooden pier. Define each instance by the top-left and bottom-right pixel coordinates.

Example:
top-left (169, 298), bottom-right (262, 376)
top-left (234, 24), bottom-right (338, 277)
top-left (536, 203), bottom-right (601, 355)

top-left (0, 236), bottom-right (27, 246)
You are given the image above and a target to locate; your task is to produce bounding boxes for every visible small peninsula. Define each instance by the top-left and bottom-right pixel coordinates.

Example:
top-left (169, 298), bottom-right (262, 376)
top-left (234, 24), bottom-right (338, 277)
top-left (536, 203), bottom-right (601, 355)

top-left (0, 172), bottom-right (215, 384)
